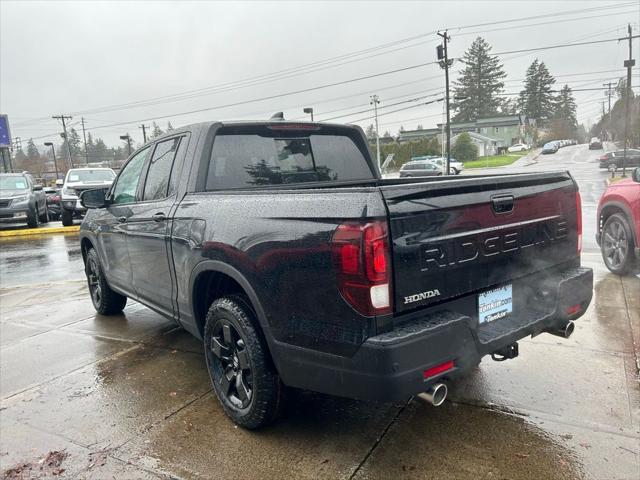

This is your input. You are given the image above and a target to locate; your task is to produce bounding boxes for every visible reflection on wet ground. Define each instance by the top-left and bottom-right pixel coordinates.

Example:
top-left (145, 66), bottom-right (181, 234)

top-left (1, 254), bottom-right (637, 479)
top-left (0, 233), bottom-right (84, 287)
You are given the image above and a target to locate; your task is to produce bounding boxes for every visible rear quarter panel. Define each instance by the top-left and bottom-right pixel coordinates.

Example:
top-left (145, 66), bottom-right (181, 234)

top-left (173, 188), bottom-right (387, 356)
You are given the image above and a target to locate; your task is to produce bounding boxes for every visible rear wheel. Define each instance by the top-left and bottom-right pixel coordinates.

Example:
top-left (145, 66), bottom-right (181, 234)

top-left (62, 209), bottom-right (73, 227)
top-left (85, 248), bottom-right (127, 314)
top-left (204, 295), bottom-right (282, 429)
top-left (601, 213), bottom-right (637, 275)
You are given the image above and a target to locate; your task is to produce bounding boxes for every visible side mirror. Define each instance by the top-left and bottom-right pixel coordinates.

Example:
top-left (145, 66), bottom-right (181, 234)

top-left (33, 184), bottom-right (43, 191)
top-left (633, 167), bottom-right (640, 183)
top-left (80, 188), bottom-right (109, 209)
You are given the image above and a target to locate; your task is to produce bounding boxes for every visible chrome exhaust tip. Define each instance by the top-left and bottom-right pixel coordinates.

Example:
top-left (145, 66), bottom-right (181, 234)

top-left (423, 383), bottom-right (448, 407)
top-left (548, 321), bottom-right (575, 339)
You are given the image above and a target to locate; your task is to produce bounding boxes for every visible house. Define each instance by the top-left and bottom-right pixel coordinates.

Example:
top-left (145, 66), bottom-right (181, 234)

top-left (397, 128), bottom-right (440, 143)
top-left (398, 114), bottom-right (526, 147)
top-left (451, 131), bottom-right (504, 157)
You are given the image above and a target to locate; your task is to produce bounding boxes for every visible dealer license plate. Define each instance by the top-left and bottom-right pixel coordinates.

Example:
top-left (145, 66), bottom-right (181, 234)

top-left (478, 284), bottom-right (513, 324)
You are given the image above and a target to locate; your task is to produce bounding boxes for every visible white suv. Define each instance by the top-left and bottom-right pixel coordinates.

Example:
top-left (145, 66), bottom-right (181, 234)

top-left (61, 168), bottom-right (116, 226)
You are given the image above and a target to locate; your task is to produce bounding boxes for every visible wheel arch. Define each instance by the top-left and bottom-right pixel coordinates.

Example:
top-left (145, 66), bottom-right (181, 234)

top-left (190, 261), bottom-right (271, 343)
top-left (599, 201), bottom-right (637, 247)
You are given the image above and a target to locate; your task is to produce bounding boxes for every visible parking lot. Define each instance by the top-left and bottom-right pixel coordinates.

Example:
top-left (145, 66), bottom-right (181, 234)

top-left (1, 144), bottom-right (638, 480)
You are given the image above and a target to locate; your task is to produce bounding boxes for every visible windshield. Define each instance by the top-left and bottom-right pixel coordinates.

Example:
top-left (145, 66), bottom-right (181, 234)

top-left (0, 176), bottom-right (29, 191)
top-left (66, 169), bottom-right (115, 183)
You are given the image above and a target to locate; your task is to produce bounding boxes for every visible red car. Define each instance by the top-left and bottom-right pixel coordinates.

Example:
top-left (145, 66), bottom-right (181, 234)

top-left (596, 167), bottom-right (640, 274)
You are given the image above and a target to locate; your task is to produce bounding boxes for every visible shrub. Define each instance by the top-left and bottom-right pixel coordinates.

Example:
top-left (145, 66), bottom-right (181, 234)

top-left (451, 132), bottom-right (479, 161)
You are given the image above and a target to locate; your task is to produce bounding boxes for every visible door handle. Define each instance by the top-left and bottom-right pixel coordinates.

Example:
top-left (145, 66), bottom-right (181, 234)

top-left (152, 212), bottom-right (167, 222)
top-left (116, 216), bottom-right (127, 223)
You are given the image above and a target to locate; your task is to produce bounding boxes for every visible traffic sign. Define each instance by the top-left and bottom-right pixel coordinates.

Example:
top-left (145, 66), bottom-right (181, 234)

top-left (0, 115), bottom-right (11, 148)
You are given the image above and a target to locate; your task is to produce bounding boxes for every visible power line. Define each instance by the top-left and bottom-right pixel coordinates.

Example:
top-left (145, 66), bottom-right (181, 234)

top-left (50, 3), bottom-right (637, 118)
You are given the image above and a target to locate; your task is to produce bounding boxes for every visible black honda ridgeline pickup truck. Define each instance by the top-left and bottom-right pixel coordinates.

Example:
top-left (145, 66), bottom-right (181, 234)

top-left (79, 120), bottom-right (593, 428)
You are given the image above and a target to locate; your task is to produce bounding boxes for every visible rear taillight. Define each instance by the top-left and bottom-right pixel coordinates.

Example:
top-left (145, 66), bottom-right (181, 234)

top-left (576, 191), bottom-right (582, 254)
top-left (332, 220), bottom-right (392, 316)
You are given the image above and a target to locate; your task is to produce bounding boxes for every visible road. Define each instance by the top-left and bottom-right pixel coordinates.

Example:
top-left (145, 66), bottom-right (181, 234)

top-left (0, 145), bottom-right (638, 479)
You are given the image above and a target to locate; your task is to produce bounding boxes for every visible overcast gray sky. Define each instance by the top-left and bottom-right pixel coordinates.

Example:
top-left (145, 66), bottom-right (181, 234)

top-left (2, 0), bottom-right (639, 148)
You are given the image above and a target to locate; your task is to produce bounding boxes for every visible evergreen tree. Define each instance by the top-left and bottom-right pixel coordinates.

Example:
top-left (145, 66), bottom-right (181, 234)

top-left (151, 122), bottom-right (163, 138)
top-left (26, 138), bottom-right (40, 162)
top-left (554, 84), bottom-right (577, 129)
top-left (167, 121), bottom-right (174, 131)
top-left (86, 132), bottom-right (96, 163)
top-left (518, 59), bottom-right (556, 126)
top-left (365, 124), bottom-right (376, 141)
top-left (68, 128), bottom-right (82, 158)
top-left (95, 138), bottom-right (108, 162)
top-left (452, 37), bottom-right (507, 122)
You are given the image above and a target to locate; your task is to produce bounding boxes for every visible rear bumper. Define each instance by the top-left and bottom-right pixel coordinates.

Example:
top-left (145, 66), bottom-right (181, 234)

top-left (274, 267), bottom-right (593, 402)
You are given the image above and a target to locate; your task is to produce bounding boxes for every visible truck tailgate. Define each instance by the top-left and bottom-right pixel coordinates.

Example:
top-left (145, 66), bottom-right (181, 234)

top-left (380, 172), bottom-right (580, 314)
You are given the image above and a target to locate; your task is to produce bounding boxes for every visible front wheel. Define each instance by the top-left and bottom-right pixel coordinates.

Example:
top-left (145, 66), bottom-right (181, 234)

top-left (27, 206), bottom-right (39, 228)
top-left (62, 209), bottom-right (73, 227)
top-left (85, 248), bottom-right (127, 314)
top-left (39, 205), bottom-right (49, 223)
top-left (601, 213), bottom-right (637, 275)
top-left (204, 295), bottom-right (282, 429)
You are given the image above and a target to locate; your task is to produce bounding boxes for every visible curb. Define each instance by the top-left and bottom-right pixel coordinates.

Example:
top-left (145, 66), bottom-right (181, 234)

top-left (0, 225), bottom-right (80, 238)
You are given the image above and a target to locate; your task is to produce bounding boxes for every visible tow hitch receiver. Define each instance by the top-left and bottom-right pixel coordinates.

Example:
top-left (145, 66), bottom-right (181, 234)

top-left (491, 342), bottom-right (519, 362)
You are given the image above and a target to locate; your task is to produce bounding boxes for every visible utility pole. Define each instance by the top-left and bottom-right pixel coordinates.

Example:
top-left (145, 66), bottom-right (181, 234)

top-left (370, 95), bottom-right (381, 169)
top-left (81, 117), bottom-right (89, 165)
top-left (437, 30), bottom-right (452, 175)
top-left (619, 24), bottom-right (638, 177)
top-left (139, 124), bottom-right (149, 143)
top-left (52, 115), bottom-right (73, 168)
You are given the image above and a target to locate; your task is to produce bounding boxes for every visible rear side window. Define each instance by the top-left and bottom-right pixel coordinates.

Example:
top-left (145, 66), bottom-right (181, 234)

top-left (206, 130), bottom-right (373, 189)
top-left (143, 137), bottom-right (182, 201)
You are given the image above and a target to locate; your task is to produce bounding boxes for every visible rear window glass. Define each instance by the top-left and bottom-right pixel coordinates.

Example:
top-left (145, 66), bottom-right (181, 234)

top-left (206, 131), bottom-right (373, 189)
top-left (67, 170), bottom-right (115, 182)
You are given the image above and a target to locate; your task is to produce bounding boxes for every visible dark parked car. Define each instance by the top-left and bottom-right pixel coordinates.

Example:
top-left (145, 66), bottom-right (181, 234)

top-left (0, 172), bottom-right (49, 228)
top-left (589, 137), bottom-right (603, 150)
top-left (598, 149), bottom-right (640, 170)
top-left (541, 142), bottom-right (559, 154)
top-left (45, 187), bottom-right (62, 220)
top-left (79, 120), bottom-right (593, 428)
top-left (399, 160), bottom-right (442, 177)
top-left (596, 167), bottom-right (640, 274)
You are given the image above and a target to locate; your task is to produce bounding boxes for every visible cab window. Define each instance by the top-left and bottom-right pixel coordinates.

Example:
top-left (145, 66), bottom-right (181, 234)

top-left (111, 147), bottom-right (150, 204)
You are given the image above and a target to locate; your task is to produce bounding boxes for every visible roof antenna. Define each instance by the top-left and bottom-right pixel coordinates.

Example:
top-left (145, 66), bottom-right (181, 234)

top-left (270, 112), bottom-right (284, 121)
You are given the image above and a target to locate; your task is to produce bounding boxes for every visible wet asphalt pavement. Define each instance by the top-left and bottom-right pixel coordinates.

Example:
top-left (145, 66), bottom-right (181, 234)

top-left (1, 144), bottom-right (638, 479)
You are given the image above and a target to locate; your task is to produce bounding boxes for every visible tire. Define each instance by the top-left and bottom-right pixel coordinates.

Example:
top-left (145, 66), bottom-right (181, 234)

top-left (27, 206), bottom-right (39, 228)
top-left (204, 295), bottom-right (282, 429)
top-left (39, 204), bottom-right (49, 223)
top-left (62, 209), bottom-right (73, 227)
top-left (601, 213), bottom-right (637, 275)
top-left (85, 248), bottom-right (127, 314)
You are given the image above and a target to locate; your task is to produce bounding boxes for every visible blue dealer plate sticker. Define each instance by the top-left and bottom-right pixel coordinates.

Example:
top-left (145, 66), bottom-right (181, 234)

top-left (478, 285), bottom-right (513, 324)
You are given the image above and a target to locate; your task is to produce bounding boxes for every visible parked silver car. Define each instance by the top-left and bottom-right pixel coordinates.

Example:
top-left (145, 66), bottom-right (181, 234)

top-left (399, 160), bottom-right (443, 177)
top-left (61, 168), bottom-right (116, 226)
top-left (0, 172), bottom-right (49, 228)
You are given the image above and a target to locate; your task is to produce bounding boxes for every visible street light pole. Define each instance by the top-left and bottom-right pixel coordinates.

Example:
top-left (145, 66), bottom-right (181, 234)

top-left (120, 134), bottom-right (132, 156)
top-left (303, 107), bottom-right (314, 122)
top-left (437, 30), bottom-right (452, 175)
top-left (44, 142), bottom-right (59, 180)
top-left (52, 115), bottom-right (73, 168)
top-left (370, 95), bottom-right (381, 169)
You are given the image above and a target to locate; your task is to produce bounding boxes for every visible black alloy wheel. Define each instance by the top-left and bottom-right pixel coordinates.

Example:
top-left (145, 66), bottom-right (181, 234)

top-left (84, 248), bottom-right (127, 314)
top-left (209, 320), bottom-right (253, 409)
top-left (204, 296), bottom-right (282, 428)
